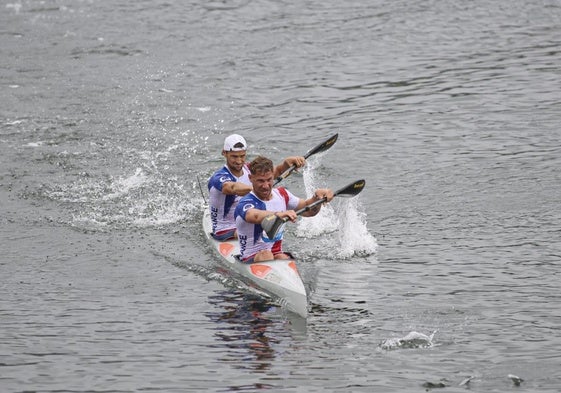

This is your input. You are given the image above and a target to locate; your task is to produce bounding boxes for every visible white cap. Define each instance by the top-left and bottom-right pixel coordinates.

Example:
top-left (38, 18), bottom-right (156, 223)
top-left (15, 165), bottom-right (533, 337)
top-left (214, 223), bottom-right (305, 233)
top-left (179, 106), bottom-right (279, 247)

top-left (223, 134), bottom-right (247, 152)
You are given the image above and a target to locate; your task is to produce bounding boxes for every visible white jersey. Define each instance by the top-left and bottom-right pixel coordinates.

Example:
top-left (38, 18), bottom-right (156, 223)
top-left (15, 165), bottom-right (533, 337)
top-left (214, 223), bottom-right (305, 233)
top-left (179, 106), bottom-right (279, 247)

top-left (207, 164), bottom-right (250, 234)
top-left (234, 187), bottom-right (300, 260)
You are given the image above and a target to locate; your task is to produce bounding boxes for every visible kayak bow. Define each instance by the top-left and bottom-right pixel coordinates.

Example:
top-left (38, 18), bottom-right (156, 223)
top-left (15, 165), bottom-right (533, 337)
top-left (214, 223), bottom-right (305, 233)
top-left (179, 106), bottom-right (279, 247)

top-left (202, 208), bottom-right (308, 317)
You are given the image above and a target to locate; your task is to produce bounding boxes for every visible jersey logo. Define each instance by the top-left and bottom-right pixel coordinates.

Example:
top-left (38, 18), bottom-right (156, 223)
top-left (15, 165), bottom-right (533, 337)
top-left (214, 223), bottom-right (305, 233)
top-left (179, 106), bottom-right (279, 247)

top-left (243, 203), bottom-right (254, 212)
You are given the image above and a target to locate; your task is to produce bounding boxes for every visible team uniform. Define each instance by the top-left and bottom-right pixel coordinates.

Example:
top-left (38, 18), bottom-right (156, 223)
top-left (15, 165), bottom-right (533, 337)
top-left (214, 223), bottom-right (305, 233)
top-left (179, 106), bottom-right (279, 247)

top-left (234, 187), bottom-right (300, 262)
top-left (207, 164), bottom-right (250, 240)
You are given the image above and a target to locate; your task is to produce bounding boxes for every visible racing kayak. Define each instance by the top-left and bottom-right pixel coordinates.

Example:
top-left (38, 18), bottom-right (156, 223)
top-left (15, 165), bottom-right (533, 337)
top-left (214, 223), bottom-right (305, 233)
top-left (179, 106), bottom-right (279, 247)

top-left (202, 208), bottom-right (308, 317)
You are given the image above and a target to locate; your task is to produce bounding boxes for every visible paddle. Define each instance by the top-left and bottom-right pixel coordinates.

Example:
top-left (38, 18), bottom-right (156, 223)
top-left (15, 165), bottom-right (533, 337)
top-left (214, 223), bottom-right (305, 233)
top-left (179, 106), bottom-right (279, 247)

top-left (273, 133), bottom-right (339, 186)
top-left (261, 179), bottom-right (366, 241)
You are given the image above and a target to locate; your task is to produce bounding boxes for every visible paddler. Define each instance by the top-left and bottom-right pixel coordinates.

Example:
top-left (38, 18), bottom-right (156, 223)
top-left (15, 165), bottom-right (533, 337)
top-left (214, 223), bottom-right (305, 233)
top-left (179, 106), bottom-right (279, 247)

top-left (207, 134), bottom-right (305, 240)
top-left (234, 155), bottom-right (334, 263)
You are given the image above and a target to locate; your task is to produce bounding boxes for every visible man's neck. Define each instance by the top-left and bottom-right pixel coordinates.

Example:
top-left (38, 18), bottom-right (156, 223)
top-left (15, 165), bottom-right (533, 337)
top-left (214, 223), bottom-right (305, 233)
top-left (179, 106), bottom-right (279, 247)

top-left (227, 165), bottom-right (242, 177)
top-left (254, 191), bottom-right (273, 201)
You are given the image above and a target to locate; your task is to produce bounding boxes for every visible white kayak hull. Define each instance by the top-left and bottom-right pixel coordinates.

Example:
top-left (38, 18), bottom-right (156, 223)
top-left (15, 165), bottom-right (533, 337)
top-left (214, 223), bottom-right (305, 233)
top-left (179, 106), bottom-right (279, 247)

top-left (202, 208), bottom-right (308, 317)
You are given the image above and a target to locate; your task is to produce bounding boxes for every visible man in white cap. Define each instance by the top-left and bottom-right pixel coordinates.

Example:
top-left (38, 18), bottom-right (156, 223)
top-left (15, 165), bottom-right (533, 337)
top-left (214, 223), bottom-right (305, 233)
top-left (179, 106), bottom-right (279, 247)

top-left (207, 134), bottom-right (305, 240)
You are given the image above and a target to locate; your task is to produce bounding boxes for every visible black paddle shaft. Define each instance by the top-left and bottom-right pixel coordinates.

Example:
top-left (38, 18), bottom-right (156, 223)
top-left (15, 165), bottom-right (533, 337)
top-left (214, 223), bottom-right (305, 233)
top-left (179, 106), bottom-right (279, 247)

top-left (295, 179), bottom-right (365, 215)
top-left (273, 133), bottom-right (338, 186)
top-left (262, 179), bottom-right (365, 240)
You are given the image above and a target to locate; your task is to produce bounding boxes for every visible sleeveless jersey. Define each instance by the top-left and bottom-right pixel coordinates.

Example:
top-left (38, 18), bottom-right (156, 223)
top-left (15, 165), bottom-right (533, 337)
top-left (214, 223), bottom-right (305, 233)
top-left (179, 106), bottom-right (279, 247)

top-left (207, 164), bottom-right (250, 234)
top-left (234, 187), bottom-right (300, 260)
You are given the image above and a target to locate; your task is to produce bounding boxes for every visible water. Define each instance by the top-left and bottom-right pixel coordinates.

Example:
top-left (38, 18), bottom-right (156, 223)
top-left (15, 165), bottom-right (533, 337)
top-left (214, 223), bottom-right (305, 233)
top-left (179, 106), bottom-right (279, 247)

top-left (2, 0), bottom-right (561, 391)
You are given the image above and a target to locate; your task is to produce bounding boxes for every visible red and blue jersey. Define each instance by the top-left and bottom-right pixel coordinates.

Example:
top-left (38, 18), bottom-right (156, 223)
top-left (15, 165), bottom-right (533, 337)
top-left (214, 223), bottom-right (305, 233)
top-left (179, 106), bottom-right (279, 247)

top-left (234, 187), bottom-right (299, 260)
top-left (207, 164), bottom-right (250, 235)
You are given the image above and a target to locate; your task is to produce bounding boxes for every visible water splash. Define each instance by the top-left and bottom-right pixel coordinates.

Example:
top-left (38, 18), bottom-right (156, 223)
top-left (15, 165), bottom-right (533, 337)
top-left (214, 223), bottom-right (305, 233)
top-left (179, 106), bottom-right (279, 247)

top-left (380, 330), bottom-right (437, 350)
top-left (296, 204), bottom-right (339, 238)
top-left (102, 168), bottom-right (148, 201)
top-left (337, 197), bottom-right (378, 258)
top-left (27, 122), bottom-right (214, 231)
top-left (295, 156), bottom-right (377, 258)
top-left (6, 3), bottom-right (22, 14)
top-left (38, 166), bottom-right (198, 231)
top-left (26, 141), bottom-right (44, 147)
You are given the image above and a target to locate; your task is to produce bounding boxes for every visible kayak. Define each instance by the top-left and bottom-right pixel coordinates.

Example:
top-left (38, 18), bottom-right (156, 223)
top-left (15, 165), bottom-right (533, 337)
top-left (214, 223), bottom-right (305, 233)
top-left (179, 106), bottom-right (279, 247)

top-left (202, 208), bottom-right (308, 317)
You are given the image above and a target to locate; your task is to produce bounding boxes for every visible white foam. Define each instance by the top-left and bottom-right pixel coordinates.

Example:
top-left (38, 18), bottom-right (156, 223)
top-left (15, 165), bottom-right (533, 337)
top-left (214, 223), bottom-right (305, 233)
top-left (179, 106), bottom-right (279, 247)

top-left (6, 3), bottom-right (22, 14)
top-left (103, 168), bottom-right (148, 201)
top-left (26, 141), bottom-right (44, 147)
top-left (336, 197), bottom-right (378, 258)
top-left (381, 330), bottom-right (437, 350)
top-left (295, 158), bottom-right (377, 258)
top-left (131, 197), bottom-right (197, 227)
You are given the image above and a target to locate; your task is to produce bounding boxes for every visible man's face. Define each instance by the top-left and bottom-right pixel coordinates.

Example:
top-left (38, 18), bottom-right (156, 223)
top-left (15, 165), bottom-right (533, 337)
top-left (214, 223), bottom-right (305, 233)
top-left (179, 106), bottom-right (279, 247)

top-left (250, 170), bottom-right (274, 200)
top-left (223, 150), bottom-right (246, 173)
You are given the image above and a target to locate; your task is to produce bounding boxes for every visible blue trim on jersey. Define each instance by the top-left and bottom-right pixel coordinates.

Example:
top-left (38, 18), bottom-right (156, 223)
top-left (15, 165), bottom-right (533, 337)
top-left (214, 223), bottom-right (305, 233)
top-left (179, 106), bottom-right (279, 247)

top-left (208, 166), bottom-right (237, 218)
top-left (235, 193), bottom-right (265, 244)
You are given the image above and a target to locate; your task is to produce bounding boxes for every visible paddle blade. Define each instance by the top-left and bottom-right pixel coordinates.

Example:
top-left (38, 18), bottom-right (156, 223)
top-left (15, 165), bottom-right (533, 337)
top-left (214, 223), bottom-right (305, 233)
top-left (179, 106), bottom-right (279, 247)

top-left (334, 179), bottom-right (366, 198)
top-left (273, 133), bottom-right (339, 186)
top-left (304, 133), bottom-right (338, 158)
top-left (293, 179), bottom-right (366, 216)
top-left (261, 214), bottom-right (286, 242)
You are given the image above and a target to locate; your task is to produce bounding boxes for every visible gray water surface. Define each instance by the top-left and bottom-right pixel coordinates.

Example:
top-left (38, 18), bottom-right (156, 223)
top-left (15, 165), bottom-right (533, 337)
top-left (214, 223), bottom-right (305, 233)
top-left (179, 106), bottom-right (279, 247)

top-left (2, 1), bottom-right (561, 391)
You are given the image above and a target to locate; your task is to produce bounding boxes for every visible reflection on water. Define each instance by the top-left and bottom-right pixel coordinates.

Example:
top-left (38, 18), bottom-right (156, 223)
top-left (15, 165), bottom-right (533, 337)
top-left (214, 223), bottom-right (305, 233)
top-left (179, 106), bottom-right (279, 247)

top-left (206, 290), bottom-right (308, 370)
top-left (205, 291), bottom-right (281, 373)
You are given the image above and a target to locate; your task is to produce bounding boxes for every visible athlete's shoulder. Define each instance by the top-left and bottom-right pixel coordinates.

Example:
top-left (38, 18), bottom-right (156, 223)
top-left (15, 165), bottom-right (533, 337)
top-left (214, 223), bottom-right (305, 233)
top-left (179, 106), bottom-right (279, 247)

top-left (238, 192), bottom-right (259, 206)
top-left (210, 166), bottom-right (235, 184)
top-left (211, 165), bottom-right (231, 177)
top-left (235, 193), bottom-right (263, 217)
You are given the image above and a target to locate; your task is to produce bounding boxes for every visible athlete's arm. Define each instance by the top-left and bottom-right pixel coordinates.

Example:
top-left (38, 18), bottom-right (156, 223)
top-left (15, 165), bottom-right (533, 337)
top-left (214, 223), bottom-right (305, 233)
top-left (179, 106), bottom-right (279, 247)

top-left (298, 188), bottom-right (334, 217)
top-left (244, 208), bottom-right (297, 224)
top-left (221, 181), bottom-right (252, 196)
top-left (273, 156), bottom-right (306, 178)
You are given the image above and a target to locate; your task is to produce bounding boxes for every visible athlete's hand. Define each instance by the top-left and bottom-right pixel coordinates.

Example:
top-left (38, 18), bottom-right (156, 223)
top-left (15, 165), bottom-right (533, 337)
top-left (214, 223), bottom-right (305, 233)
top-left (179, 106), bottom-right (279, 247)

top-left (285, 156), bottom-right (306, 169)
top-left (314, 188), bottom-right (334, 203)
top-left (276, 210), bottom-right (298, 222)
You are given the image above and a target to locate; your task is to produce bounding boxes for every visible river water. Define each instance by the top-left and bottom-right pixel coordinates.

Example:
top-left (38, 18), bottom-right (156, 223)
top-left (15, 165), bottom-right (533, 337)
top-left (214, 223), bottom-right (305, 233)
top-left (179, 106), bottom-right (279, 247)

top-left (2, 0), bottom-right (561, 392)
